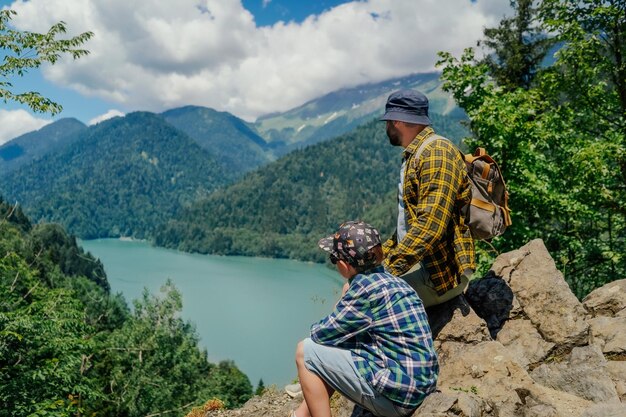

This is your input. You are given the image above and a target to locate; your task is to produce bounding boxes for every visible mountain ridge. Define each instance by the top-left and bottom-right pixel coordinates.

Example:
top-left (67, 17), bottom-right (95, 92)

top-left (0, 111), bottom-right (233, 239)
top-left (0, 118), bottom-right (87, 176)
top-left (0, 72), bottom-right (467, 241)
top-left (1, 71), bottom-right (461, 158)
top-left (161, 105), bottom-right (275, 174)
top-left (254, 72), bottom-right (463, 151)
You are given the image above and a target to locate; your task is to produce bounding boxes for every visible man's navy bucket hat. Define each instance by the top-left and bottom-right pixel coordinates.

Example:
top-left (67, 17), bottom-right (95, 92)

top-left (380, 89), bottom-right (432, 126)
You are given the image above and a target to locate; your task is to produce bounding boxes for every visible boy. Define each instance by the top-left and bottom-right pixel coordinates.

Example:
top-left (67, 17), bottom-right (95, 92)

top-left (292, 221), bottom-right (438, 417)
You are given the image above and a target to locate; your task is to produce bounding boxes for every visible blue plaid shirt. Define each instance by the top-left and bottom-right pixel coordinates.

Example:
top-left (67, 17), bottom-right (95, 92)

top-left (310, 266), bottom-right (438, 408)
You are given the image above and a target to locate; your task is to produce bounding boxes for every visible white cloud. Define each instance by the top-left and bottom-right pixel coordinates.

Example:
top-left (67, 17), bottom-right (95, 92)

top-left (262, 0), bottom-right (271, 8)
top-left (0, 110), bottom-right (51, 145)
top-left (88, 109), bottom-right (125, 125)
top-left (6, 0), bottom-right (512, 121)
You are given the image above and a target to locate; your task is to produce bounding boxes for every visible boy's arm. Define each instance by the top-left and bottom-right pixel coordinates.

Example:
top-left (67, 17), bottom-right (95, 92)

top-left (311, 281), bottom-right (371, 348)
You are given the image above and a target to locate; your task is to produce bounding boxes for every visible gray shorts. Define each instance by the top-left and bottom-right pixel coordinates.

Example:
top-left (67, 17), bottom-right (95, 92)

top-left (302, 338), bottom-right (415, 417)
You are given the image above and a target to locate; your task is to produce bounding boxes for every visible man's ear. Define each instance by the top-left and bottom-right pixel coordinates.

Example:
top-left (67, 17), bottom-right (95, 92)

top-left (337, 259), bottom-right (355, 279)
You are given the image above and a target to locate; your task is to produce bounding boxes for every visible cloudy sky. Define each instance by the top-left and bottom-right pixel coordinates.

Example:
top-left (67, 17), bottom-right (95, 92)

top-left (0, 0), bottom-right (511, 143)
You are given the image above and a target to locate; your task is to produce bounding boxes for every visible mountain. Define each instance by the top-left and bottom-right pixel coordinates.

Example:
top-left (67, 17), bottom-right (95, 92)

top-left (162, 105), bottom-right (274, 175)
top-left (0, 118), bottom-right (87, 176)
top-left (0, 72), bottom-right (466, 242)
top-left (154, 113), bottom-right (466, 262)
top-left (0, 112), bottom-right (234, 239)
top-left (253, 72), bottom-right (464, 152)
top-left (2, 72), bottom-right (461, 171)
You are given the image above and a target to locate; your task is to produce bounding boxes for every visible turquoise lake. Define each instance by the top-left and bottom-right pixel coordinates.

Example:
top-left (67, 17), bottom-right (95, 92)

top-left (80, 239), bottom-right (343, 388)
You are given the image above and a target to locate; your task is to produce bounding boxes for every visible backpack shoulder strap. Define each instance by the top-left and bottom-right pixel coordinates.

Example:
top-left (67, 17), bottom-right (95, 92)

top-left (412, 134), bottom-right (451, 166)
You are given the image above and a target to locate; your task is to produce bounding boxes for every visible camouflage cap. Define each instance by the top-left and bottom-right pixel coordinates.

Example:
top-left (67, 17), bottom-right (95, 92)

top-left (318, 221), bottom-right (381, 270)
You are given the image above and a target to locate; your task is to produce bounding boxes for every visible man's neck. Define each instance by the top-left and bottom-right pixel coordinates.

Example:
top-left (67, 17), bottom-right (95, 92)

top-left (401, 124), bottom-right (427, 148)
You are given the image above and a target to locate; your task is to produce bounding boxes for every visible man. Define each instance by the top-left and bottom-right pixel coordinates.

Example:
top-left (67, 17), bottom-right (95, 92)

top-left (292, 221), bottom-right (438, 417)
top-left (380, 90), bottom-right (475, 308)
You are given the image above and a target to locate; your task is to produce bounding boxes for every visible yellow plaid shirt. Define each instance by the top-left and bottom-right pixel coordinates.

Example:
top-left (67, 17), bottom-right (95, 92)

top-left (382, 127), bottom-right (475, 295)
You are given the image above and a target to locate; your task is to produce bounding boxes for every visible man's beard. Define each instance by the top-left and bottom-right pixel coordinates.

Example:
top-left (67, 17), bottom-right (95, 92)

top-left (386, 124), bottom-right (401, 146)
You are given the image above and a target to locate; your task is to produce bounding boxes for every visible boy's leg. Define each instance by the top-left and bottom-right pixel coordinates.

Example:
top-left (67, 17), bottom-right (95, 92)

top-left (295, 340), bottom-right (334, 417)
top-left (296, 338), bottom-right (412, 417)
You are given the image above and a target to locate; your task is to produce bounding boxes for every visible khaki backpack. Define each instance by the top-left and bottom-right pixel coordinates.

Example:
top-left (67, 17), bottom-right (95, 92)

top-left (414, 136), bottom-right (512, 240)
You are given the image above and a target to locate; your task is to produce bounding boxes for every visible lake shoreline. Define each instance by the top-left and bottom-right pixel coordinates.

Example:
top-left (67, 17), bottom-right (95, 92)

top-left (80, 238), bottom-right (342, 387)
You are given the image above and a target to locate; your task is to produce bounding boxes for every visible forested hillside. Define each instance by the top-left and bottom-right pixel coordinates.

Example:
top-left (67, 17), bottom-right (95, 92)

top-left (0, 112), bottom-right (234, 239)
top-left (0, 118), bottom-right (86, 176)
top-left (154, 113), bottom-right (466, 263)
top-left (0, 199), bottom-right (252, 416)
top-left (162, 106), bottom-right (274, 175)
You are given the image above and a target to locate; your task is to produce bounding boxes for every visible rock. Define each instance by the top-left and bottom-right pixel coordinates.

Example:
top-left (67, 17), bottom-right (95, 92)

top-left (454, 393), bottom-right (482, 417)
top-left (414, 392), bottom-right (459, 416)
top-left (580, 403), bottom-right (626, 417)
top-left (496, 318), bottom-right (555, 369)
top-left (332, 394), bottom-right (357, 417)
top-left (436, 341), bottom-right (532, 415)
top-left (436, 341), bottom-right (593, 417)
top-left (414, 391), bottom-right (485, 417)
top-left (530, 345), bottom-right (619, 402)
top-left (583, 279), bottom-right (626, 317)
top-left (427, 295), bottom-right (491, 351)
top-left (522, 387), bottom-right (594, 417)
top-left (506, 239), bottom-right (589, 347)
top-left (206, 387), bottom-right (300, 417)
top-left (606, 361), bottom-right (626, 401)
top-left (489, 247), bottom-right (528, 281)
top-left (588, 316), bottom-right (626, 354)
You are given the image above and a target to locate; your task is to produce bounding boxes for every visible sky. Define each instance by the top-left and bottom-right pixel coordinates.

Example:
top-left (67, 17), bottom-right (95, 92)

top-left (0, 0), bottom-right (512, 144)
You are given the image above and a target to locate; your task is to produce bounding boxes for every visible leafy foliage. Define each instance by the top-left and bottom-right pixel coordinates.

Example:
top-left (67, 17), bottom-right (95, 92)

top-left (0, 9), bottom-right (93, 114)
top-left (480, 0), bottom-right (556, 90)
top-left (0, 199), bottom-right (252, 416)
top-left (154, 113), bottom-right (469, 263)
top-left (437, 0), bottom-right (625, 298)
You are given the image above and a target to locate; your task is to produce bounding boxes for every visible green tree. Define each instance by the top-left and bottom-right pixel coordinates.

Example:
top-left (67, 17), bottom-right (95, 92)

top-left (538, 0), bottom-right (625, 294)
top-left (437, 0), bottom-right (625, 298)
top-left (255, 378), bottom-right (265, 396)
top-left (0, 202), bottom-right (253, 416)
top-left (0, 242), bottom-right (100, 416)
top-left (92, 281), bottom-right (252, 416)
top-left (480, 0), bottom-right (555, 90)
top-left (0, 9), bottom-right (93, 114)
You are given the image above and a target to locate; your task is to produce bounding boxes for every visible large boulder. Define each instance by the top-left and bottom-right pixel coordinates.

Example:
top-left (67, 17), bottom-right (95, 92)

top-left (607, 361), bottom-right (626, 401)
top-left (583, 280), bottom-right (626, 317)
top-left (530, 345), bottom-right (619, 402)
top-left (491, 239), bottom-right (589, 347)
top-left (495, 318), bottom-right (555, 369)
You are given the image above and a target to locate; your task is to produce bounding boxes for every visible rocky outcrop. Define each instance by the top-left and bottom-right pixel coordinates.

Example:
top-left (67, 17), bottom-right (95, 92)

top-left (205, 239), bottom-right (625, 417)
top-left (417, 239), bottom-right (625, 417)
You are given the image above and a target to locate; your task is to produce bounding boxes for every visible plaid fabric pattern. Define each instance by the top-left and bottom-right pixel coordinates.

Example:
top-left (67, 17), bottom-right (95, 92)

top-left (382, 127), bottom-right (475, 295)
top-left (310, 266), bottom-right (438, 408)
